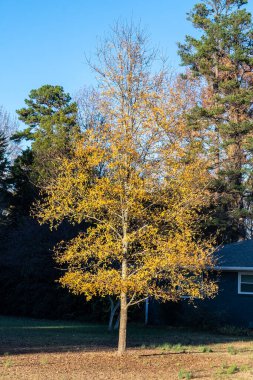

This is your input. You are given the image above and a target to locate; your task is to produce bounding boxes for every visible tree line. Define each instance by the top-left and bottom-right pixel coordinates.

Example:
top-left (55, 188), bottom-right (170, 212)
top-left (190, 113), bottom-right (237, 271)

top-left (0, 0), bottom-right (252, 354)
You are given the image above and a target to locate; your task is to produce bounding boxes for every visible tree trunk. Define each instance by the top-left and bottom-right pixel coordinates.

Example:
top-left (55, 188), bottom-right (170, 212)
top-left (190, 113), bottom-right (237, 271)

top-left (117, 292), bottom-right (128, 355)
top-left (118, 211), bottom-right (128, 354)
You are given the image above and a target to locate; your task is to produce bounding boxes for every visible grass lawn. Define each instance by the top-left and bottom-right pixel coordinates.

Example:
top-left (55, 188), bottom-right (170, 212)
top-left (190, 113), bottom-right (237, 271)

top-left (1, 316), bottom-right (253, 379)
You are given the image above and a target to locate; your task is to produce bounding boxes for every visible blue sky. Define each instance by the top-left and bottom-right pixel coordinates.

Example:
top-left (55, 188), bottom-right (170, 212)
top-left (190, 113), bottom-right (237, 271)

top-left (1, 0), bottom-right (252, 120)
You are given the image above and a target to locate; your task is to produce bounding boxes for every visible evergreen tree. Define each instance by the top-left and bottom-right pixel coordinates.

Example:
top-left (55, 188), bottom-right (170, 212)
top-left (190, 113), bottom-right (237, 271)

top-left (178, 0), bottom-right (253, 242)
top-left (9, 149), bottom-right (36, 217)
top-left (13, 85), bottom-right (80, 185)
top-left (0, 90), bottom-right (88, 320)
top-left (0, 132), bottom-right (10, 225)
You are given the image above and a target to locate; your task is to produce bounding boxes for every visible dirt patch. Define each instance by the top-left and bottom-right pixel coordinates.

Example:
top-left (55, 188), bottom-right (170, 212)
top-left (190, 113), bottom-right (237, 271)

top-left (1, 343), bottom-right (253, 380)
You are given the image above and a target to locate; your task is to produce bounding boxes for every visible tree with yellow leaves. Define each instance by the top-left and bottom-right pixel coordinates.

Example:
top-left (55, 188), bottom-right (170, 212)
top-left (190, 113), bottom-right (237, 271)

top-left (35, 23), bottom-right (217, 355)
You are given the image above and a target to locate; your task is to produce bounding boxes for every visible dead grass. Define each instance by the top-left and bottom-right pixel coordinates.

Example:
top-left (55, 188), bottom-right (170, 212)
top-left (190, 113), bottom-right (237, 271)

top-left (1, 345), bottom-right (253, 379)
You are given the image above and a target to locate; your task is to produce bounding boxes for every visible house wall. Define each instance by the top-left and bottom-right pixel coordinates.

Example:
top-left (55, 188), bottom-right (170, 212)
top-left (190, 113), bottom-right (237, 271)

top-left (182, 271), bottom-right (253, 328)
top-left (150, 271), bottom-right (253, 328)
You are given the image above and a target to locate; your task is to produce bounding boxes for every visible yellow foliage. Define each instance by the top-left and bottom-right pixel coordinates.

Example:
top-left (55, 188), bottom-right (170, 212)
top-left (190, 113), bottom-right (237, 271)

top-left (35, 25), bottom-right (218, 308)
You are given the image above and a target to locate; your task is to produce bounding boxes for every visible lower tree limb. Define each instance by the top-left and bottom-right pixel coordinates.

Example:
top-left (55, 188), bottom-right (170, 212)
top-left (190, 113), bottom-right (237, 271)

top-left (108, 297), bottom-right (120, 331)
top-left (114, 313), bottom-right (120, 330)
top-left (145, 297), bottom-right (149, 325)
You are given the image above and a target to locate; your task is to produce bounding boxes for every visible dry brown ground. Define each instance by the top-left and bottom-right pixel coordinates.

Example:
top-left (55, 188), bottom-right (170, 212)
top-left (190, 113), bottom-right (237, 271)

top-left (1, 342), bottom-right (253, 380)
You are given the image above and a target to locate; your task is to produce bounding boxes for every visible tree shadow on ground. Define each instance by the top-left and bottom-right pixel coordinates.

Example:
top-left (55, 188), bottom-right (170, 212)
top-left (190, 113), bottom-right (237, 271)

top-left (0, 316), bottom-right (252, 356)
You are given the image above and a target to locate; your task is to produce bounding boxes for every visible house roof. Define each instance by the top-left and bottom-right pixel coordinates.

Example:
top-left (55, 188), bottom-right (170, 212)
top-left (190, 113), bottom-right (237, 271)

top-left (215, 239), bottom-right (253, 270)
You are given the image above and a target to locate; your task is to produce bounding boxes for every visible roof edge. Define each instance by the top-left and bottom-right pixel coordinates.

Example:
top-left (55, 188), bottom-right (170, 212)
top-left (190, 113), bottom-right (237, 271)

top-left (214, 266), bottom-right (253, 271)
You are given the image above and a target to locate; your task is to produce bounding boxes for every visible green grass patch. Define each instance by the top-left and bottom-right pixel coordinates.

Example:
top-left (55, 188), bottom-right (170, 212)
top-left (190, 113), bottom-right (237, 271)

top-left (199, 345), bottom-right (213, 353)
top-left (157, 343), bottom-right (186, 352)
top-left (39, 357), bottom-right (49, 365)
top-left (178, 369), bottom-right (193, 379)
top-left (2, 358), bottom-right (14, 368)
top-left (226, 364), bottom-right (239, 375)
top-left (217, 363), bottom-right (240, 376)
top-left (227, 346), bottom-right (237, 355)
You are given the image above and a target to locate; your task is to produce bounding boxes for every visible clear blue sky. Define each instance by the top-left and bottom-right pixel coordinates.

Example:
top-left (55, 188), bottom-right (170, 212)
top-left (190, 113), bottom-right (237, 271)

top-left (1, 0), bottom-right (252, 120)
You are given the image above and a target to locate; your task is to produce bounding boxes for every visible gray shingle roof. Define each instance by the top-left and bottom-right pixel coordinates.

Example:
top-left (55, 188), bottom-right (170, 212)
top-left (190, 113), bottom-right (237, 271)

top-left (215, 240), bottom-right (253, 269)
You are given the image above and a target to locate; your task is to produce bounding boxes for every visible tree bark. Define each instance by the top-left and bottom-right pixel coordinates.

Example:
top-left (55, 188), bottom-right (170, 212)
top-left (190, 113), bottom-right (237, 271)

top-left (118, 211), bottom-right (128, 355)
top-left (118, 291), bottom-right (128, 355)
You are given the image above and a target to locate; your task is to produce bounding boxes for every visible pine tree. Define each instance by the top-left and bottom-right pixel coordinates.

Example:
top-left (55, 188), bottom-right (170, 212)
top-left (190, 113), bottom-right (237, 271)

top-left (13, 85), bottom-right (80, 185)
top-left (9, 149), bottom-right (37, 217)
top-left (178, 0), bottom-right (253, 242)
top-left (0, 132), bottom-right (9, 225)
